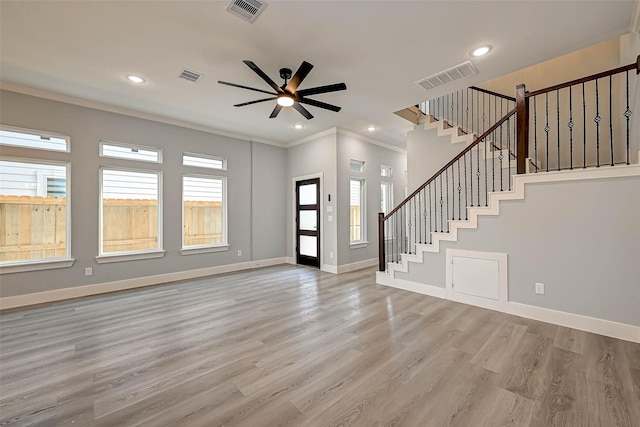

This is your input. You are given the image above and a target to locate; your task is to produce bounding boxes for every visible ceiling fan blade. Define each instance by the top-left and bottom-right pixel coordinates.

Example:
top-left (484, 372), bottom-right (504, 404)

top-left (233, 97), bottom-right (276, 107)
top-left (269, 105), bottom-right (283, 119)
top-left (296, 83), bottom-right (347, 97)
top-left (285, 61), bottom-right (314, 94)
top-left (298, 98), bottom-right (341, 112)
top-left (293, 103), bottom-right (314, 120)
top-left (218, 80), bottom-right (277, 96)
top-left (243, 60), bottom-right (284, 93)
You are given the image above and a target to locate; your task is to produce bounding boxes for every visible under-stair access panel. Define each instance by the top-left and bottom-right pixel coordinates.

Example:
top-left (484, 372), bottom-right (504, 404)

top-left (446, 249), bottom-right (508, 310)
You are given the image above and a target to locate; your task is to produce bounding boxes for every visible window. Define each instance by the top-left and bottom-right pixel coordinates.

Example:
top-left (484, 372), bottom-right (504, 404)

top-left (0, 126), bottom-right (69, 152)
top-left (381, 181), bottom-right (393, 215)
top-left (0, 159), bottom-right (70, 265)
top-left (381, 165), bottom-right (392, 177)
top-left (350, 159), bottom-right (364, 173)
top-left (182, 175), bottom-right (227, 250)
top-left (350, 179), bottom-right (365, 243)
top-left (100, 141), bottom-right (162, 163)
top-left (99, 168), bottom-right (162, 257)
top-left (183, 153), bottom-right (226, 170)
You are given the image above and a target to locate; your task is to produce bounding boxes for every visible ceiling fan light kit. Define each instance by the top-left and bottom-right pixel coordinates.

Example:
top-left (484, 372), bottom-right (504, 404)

top-left (218, 60), bottom-right (347, 120)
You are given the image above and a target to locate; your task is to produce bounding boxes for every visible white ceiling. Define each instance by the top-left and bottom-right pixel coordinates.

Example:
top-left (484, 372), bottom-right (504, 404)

top-left (0, 1), bottom-right (636, 148)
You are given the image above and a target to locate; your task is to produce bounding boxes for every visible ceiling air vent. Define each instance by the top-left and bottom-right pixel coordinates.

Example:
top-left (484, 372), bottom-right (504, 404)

top-left (416, 61), bottom-right (478, 91)
top-left (226, 0), bottom-right (268, 23)
top-left (179, 69), bottom-right (202, 83)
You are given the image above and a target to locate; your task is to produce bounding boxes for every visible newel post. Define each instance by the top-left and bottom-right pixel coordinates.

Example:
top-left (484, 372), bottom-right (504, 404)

top-left (516, 84), bottom-right (529, 174)
top-left (378, 212), bottom-right (385, 272)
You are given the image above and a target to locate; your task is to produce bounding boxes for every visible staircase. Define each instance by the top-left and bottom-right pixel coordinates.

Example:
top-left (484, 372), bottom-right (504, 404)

top-left (376, 57), bottom-right (640, 342)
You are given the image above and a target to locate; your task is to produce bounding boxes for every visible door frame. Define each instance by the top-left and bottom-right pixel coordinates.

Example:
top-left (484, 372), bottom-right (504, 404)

top-left (291, 173), bottom-right (323, 269)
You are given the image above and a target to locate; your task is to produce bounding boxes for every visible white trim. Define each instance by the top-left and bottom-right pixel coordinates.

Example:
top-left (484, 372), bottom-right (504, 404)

top-left (288, 128), bottom-right (338, 148)
top-left (322, 264), bottom-right (338, 274)
top-left (445, 249), bottom-right (508, 312)
top-left (0, 258), bottom-right (75, 274)
top-left (251, 257), bottom-right (289, 268)
top-left (182, 152), bottom-right (227, 171)
top-left (0, 257), bottom-right (288, 310)
top-left (96, 250), bottom-right (165, 264)
top-left (376, 271), bottom-right (447, 298)
top-left (632, 0), bottom-right (640, 33)
top-left (506, 302), bottom-right (640, 344)
top-left (337, 257), bottom-right (377, 274)
top-left (0, 82), bottom-right (284, 148)
top-left (180, 245), bottom-right (229, 255)
top-left (337, 128), bottom-right (407, 153)
top-left (349, 241), bottom-right (368, 249)
top-left (285, 257), bottom-right (295, 264)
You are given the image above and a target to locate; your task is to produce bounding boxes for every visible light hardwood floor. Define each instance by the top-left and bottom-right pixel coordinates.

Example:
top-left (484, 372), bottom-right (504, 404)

top-left (1, 265), bottom-right (638, 426)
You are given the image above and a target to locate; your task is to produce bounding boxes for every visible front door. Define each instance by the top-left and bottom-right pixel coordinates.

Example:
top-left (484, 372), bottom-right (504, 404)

top-left (296, 178), bottom-right (320, 268)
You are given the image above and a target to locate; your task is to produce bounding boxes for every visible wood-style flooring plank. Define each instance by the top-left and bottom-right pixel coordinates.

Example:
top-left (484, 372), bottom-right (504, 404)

top-left (0, 265), bottom-right (638, 426)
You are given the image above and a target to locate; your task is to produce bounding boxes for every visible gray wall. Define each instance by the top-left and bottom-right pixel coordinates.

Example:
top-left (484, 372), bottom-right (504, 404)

top-left (0, 90), bottom-right (287, 298)
top-left (286, 132), bottom-right (338, 268)
top-left (406, 125), bottom-right (467, 193)
top-left (336, 132), bottom-right (406, 266)
top-left (395, 174), bottom-right (640, 326)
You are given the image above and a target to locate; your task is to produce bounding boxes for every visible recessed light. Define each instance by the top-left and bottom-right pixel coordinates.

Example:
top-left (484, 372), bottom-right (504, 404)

top-left (293, 124), bottom-right (304, 129)
top-left (126, 74), bottom-right (145, 83)
top-left (367, 126), bottom-right (377, 132)
top-left (471, 45), bottom-right (492, 57)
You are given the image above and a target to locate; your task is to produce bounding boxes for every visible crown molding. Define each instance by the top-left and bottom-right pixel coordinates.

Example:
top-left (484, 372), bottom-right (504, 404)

top-left (632, 0), bottom-right (640, 33)
top-left (336, 128), bottom-right (407, 153)
top-left (286, 127), bottom-right (338, 148)
top-left (0, 81), bottom-right (287, 148)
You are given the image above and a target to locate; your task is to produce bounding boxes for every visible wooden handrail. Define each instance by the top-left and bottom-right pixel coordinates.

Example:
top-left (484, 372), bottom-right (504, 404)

top-left (384, 107), bottom-right (517, 220)
top-left (470, 86), bottom-right (516, 102)
top-left (525, 57), bottom-right (639, 98)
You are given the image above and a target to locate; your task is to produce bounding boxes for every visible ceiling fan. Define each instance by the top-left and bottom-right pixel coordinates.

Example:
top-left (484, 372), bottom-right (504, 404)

top-left (218, 60), bottom-right (347, 120)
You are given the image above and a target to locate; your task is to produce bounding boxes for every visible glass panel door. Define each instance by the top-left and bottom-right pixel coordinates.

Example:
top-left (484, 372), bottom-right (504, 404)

top-left (296, 178), bottom-right (320, 268)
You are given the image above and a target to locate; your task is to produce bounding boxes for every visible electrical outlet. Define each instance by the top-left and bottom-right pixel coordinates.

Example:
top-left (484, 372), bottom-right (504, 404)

top-left (535, 282), bottom-right (545, 295)
top-left (329, 251), bottom-right (334, 259)
top-left (85, 267), bottom-right (93, 276)
top-left (237, 250), bottom-right (242, 257)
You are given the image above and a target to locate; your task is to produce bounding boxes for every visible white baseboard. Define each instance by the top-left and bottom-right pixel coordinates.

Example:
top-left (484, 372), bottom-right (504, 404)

top-left (337, 258), bottom-right (377, 274)
top-left (322, 264), bottom-right (338, 274)
top-left (376, 276), bottom-right (639, 343)
top-left (376, 272), bottom-right (447, 299)
top-left (0, 258), bottom-right (288, 311)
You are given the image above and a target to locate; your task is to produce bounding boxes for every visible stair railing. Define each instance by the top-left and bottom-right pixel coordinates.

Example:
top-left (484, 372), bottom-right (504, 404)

top-left (379, 108), bottom-right (517, 271)
top-left (516, 55), bottom-right (639, 172)
top-left (379, 56), bottom-right (639, 272)
top-left (418, 86), bottom-right (515, 137)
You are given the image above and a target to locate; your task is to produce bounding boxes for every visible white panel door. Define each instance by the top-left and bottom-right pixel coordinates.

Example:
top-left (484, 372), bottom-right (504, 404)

top-left (451, 256), bottom-right (500, 300)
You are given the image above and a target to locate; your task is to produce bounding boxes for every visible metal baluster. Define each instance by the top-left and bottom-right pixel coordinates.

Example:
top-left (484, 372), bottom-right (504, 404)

top-left (499, 125), bottom-right (504, 191)
top-left (466, 88), bottom-right (469, 133)
top-left (534, 96), bottom-right (538, 173)
top-left (482, 92), bottom-right (486, 135)
top-left (609, 75), bottom-right (614, 166)
top-left (470, 144), bottom-right (474, 206)
top-left (457, 160), bottom-right (462, 220)
top-left (492, 128), bottom-right (496, 190)
top-left (583, 83), bottom-right (587, 168)
top-left (414, 196), bottom-right (417, 250)
top-left (507, 118), bottom-right (512, 190)
top-left (569, 86), bottom-right (574, 170)
top-left (471, 90), bottom-right (474, 135)
top-left (464, 153), bottom-right (468, 219)
top-left (484, 136), bottom-right (488, 206)
top-left (556, 89), bottom-right (560, 171)
top-left (450, 165), bottom-right (455, 221)
top-left (595, 78), bottom-right (601, 167)
top-left (626, 70), bottom-right (631, 165)
top-left (457, 91), bottom-right (460, 130)
top-left (476, 143), bottom-right (480, 205)
top-left (417, 190), bottom-right (421, 244)
top-left (439, 175), bottom-right (444, 233)
top-left (545, 92), bottom-right (550, 172)
top-left (433, 178), bottom-right (437, 233)
top-left (428, 183), bottom-right (432, 243)
top-left (446, 169), bottom-right (450, 232)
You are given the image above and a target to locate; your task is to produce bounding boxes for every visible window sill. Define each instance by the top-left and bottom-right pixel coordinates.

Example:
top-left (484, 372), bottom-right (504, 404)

top-left (181, 245), bottom-right (230, 256)
top-left (0, 258), bottom-right (75, 274)
top-left (96, 250), bottom-right (165, 264)
top-left (350, 241), bottom-right (369, 249)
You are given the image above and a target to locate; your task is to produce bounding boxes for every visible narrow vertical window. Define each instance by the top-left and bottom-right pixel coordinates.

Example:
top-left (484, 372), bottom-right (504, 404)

top-left (350, 179), bottom-right (365, 243)
top-left (182, 175), bottom-right (227, 250)
top-left (99, 168), bottom-right (162, 256)
top-left (381, 181), bottom-right (393, 215)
